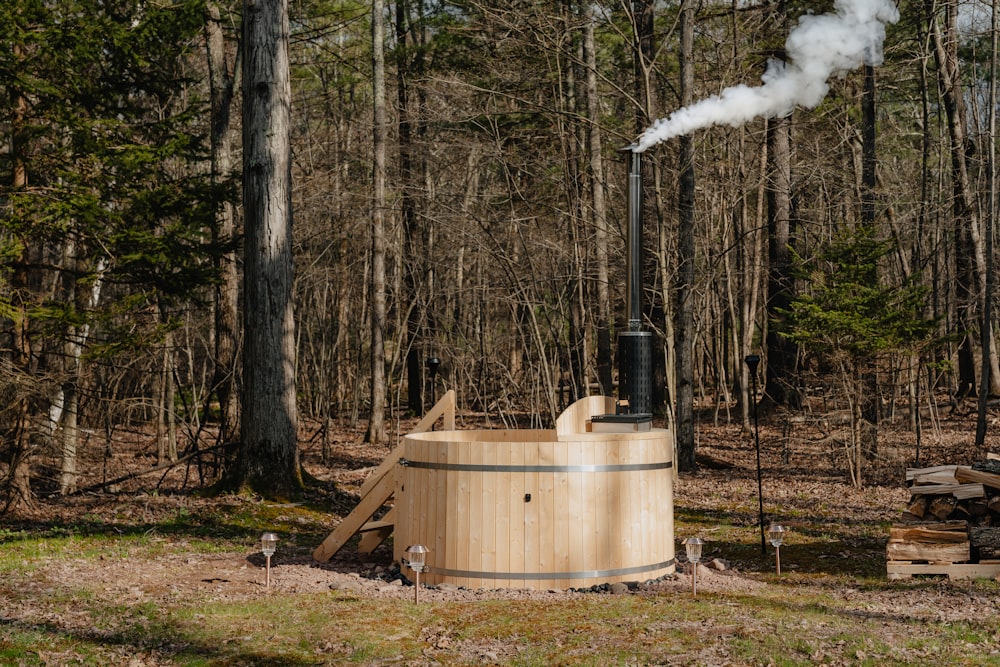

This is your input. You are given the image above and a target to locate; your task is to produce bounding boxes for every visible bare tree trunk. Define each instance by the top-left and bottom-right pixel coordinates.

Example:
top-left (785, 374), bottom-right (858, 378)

top-left (205, 0), bottom-right (241, 447)
top-left (764, 113), bottom-right (800, 409)
top-left (366, 0), bottom-right (388, 444)
top-left (977, 0), bottom-right (999, 448)
top-left (59, 249), bottom-right (105, 495)
top-left (584, 10), bottom-right (613, 397)
top-left (397, 0), bottom-right (424, 416)
top-left (230, 0), bottom-right (301, 495)
top-left (675, 0), bottom-right (696, 472)
top-left (4, 49), bottom-right (35, 512)
top-left (860, 63), bottom-right (879, 457)
top-left (157, 329), bottom-right (178, 465)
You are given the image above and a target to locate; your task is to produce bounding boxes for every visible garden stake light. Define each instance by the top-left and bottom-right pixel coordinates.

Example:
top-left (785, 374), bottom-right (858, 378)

top-left (261, 532), bottom-right (278, 589)
top-left (405, 544), bottom-right (428, 604)
top-left (683, 537), bottom-right (704, 597)
top-left (767, 523), bottom-right (786, 575)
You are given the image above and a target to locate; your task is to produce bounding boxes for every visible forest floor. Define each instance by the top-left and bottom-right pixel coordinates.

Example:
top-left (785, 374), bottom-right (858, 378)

top-left (4, 396), bottom-right (1000, 665)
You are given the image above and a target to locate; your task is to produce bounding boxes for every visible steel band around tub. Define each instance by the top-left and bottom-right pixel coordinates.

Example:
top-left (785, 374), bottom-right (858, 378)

top-left (398, 459), bottom-right (672, 473)
top-left (426, 559), bottom-right (675, 581)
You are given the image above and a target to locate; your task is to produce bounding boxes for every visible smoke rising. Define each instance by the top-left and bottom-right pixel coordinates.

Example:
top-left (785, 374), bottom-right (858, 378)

top-left (634, 0), bottom-right (900, 152)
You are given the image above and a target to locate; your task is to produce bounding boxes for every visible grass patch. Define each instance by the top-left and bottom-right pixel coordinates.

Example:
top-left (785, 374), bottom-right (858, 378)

top-left (4, 488), bottom-right (1000, 665)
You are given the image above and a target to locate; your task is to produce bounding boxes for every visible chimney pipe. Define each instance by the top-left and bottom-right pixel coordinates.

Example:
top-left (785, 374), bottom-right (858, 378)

top-left (625, 146), bottom-right (643, 331)
top-left (616, 146), bottom-right (652, 416)
top-left (590, 147), bottom-right (653, 428)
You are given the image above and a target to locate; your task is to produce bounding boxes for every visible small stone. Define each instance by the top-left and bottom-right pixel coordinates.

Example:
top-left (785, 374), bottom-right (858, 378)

top-left (436, 582), bottom-right (460, 592)
top-left (609, 582), bottom-right (629, 595)
top-left (708, 558), bottom-right (728, 571)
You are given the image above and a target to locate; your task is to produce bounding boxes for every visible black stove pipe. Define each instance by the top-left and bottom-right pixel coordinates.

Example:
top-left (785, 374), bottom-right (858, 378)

top-left (625, 147), bottom-right (644, 332)
top-left (617, 146), bottom-right (652, 417)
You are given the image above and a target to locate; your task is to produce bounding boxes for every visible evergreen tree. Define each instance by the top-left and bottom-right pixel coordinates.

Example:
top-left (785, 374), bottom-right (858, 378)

top-left (0, 0), bottom-right (229, 509)
top-left (777, 227), bottom-right (939, 487)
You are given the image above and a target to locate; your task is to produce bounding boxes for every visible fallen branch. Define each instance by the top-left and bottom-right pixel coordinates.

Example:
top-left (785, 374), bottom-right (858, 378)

top-left (72, 442), bottom-right (231, 496)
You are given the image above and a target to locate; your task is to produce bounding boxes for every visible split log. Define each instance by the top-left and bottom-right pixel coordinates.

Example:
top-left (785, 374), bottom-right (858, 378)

top-left (910, 466), bottom-right (960, 486)
top-left (928, 495), bottom-right (958, 520)
top-left (968, 499), bottom-right (989, 517)
top-left (908, 483), bottom-right (985, 500)
top-left (886, 540), bottom-right (970, 563)
top-left (905, 495), bottom-right (928, 519)
top-left (989, 496), bottom-right (1000, 517)
top-left (889, 525), bottom-right (968, 543)
top-left (954, 466), bottom-right (1000, 491)
top-left (899, 520), bottom-right (967, 531)
top-left (970, 527), bottom-right (1000, 561)
top-left (906, 465), bottom-right (958, 483)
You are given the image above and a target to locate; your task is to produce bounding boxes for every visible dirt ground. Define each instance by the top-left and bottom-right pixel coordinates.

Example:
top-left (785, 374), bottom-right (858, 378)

top-left (7, 399), bottom-right (1000, 624)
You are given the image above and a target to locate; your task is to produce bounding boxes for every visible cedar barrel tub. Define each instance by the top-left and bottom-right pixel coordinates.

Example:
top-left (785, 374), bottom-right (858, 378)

top-left (392, 397), bottom-right (675, 590)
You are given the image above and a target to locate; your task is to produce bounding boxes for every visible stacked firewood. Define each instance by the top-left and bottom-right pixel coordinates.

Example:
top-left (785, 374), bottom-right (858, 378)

top-left (890, 460), bottom-right (1000, 565)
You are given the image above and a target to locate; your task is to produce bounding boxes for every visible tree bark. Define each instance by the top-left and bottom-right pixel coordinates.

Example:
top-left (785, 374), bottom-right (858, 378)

top-left (584, 10), bottom-right (613, 398)
top-left (764, 113), bottom-right (800, 409)
top-left (366, 0), bottom-right (388, 444)
top-left (860, 63), bottom-right (879, 457)
top-left (675, 0), bottom-right (696, 472)
top-left (205, 0), bottom-right (241, 448)
top-left (4, 46), bottom-right (35, 512)
top-left (397, 0), bottom-right (424, 416)
top-left (231, 0), bottom-right (301, 496)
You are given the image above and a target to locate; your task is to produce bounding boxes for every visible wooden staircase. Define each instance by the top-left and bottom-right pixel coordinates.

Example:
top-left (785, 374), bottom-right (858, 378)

top-left (312, 390), bottom-right (456, 562)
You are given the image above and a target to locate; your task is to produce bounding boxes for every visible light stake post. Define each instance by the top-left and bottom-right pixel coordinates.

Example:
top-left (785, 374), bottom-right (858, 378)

top-left (260, 532), bottom-right (278, 589)
top-left (744, 354), bottom-right (766, 555)
top-left (683, 537), bottom-right (704, 597)
top-left (767, 524), bottom-right (787, 575)
top-left (405, 544), bottom-right (428, 604)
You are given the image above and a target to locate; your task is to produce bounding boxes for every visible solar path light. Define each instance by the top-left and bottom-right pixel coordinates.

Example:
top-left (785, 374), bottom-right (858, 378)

top-left (683, 537), bottom-right (704, 597)
top-left (405, 544), bottom-right (428, 604)
top-left (767, 523), bottom-right (787, 575)
top-left (261, 532), bottom-right (279, 589)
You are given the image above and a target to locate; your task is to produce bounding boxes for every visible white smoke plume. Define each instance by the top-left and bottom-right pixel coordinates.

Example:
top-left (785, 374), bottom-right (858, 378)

top-left (634, 0), bottom-right (900, 152)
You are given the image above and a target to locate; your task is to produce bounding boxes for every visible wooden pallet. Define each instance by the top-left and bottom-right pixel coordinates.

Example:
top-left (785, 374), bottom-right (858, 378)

top-left (887, 560), bottom-right (1000, 580)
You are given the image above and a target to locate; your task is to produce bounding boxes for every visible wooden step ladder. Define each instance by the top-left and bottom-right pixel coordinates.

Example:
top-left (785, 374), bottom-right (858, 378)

top-left (312, 390), bottom-right (456, 562)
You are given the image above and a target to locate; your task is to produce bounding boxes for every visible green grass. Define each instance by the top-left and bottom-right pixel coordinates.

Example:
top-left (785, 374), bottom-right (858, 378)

top-left (4, 495), bottom-right (1000, 666)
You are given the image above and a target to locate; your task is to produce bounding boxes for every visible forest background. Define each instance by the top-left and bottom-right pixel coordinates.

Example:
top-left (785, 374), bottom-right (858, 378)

top-left (2, 0), bottom-right (998, 510)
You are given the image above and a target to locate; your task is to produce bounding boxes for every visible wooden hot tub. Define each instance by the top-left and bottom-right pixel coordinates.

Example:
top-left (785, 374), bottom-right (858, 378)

top-left (392, 399), bottom-right (675, 590)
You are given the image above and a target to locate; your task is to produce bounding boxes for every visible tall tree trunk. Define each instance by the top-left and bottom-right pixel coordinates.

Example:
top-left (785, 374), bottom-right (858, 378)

top-left (231, 0), bottom-right (301, 495)
top-left (764, 113), bottom-right (800, 409)
top-left (58, 249), bottom-right (104, 495)
top-left (5, 46), bottom-right (35, 512)
top-left (860, 63), bottom-right (879, 457)
top-left (157, 326), bottom-right (178, 465)
top-left (397, 0), bottom-right (423, 416)
top-left (763, 1), bottom-right (800, 410)
top-left (366, 0), bottom-right (388, 443)
top-left (584, 10), bottom-right (613, 397)
top-left (977, 0), bottom-right (999, 447)
top-left (205, 0), bottom-right (241, 448)
top-left (675, 0), bottom-right (696, 472)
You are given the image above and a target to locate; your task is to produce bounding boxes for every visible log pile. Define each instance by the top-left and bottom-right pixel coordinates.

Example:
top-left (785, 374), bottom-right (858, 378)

top-left (887, 460), bottom-right (1000, 580)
